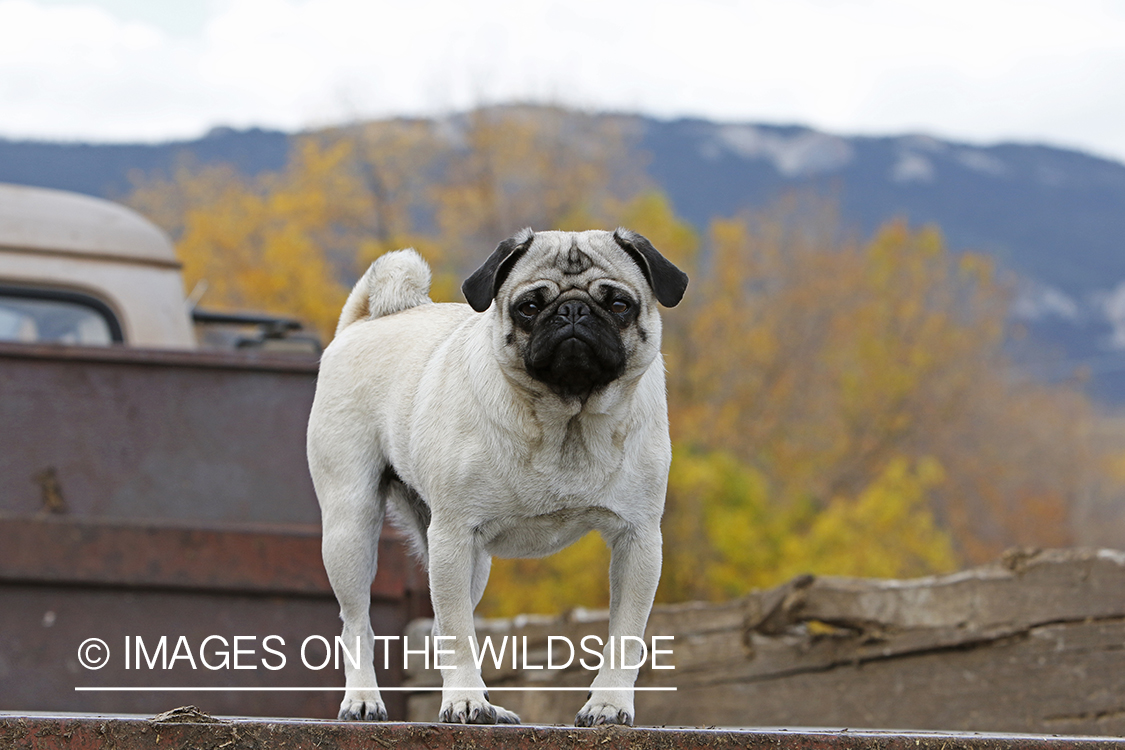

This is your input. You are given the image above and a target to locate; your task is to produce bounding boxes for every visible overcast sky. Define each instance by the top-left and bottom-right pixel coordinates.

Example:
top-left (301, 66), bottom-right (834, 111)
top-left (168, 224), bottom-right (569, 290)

top-left (2, 0), bottom-right (1124, 163)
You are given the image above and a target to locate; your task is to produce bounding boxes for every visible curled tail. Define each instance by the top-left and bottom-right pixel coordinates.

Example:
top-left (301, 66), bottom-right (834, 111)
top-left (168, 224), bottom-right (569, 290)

top-left (336, 248), bottom-right (433, 336)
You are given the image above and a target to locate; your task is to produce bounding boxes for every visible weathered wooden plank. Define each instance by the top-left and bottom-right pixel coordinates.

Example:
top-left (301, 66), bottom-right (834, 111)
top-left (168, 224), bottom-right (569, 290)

top-left (630, 618), bottom-right (1125, 735)
top-left (785, 549), bottom-right (1125, 634)
top-left (405, 549), bottom-right (1125, 734)
top-left (408, 617), bottom-right (1125, 732)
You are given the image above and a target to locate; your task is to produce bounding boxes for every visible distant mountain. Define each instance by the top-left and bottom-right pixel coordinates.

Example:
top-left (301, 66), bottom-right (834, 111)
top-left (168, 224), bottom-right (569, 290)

top-left (3, 114), bottom-right (1124, 402)
top-left (640, 119), bottom-right (1125, 403)
top-left (0, 126), bottom-right (289, 200)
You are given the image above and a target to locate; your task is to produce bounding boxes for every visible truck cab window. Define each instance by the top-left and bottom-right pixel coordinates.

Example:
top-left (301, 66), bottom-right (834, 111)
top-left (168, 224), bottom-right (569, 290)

top-left (0, 287), bottom-right (123, 345)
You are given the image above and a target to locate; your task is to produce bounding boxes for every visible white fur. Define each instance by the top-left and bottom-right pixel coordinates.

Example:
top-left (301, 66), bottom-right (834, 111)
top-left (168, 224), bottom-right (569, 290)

top-left (335, 248), bottom-right (432, 336)
top-left (308, 231), bottom-right (672, 726)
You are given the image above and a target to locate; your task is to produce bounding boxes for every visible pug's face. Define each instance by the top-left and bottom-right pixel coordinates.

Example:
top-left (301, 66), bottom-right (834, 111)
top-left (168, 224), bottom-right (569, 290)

top-left (463, 229), bottom-right (688, 400)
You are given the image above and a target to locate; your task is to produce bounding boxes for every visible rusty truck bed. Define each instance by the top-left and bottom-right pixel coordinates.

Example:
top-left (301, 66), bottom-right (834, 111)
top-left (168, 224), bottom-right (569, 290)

top-left (3, 714), bottom-right (1124, 750)
top-left (0, 342), bottom-right (428, 720)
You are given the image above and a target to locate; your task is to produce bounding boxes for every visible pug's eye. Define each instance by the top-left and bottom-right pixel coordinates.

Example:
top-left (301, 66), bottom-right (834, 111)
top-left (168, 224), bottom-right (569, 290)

top-left (610, 299), bottom-right (631, 315)
top-left (518, 300), bottom-right (540, 318)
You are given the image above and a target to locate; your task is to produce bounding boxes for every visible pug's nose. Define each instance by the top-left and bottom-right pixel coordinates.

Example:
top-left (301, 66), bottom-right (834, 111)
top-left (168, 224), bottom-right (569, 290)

top-left (557, 300), bottom-right (592, 326)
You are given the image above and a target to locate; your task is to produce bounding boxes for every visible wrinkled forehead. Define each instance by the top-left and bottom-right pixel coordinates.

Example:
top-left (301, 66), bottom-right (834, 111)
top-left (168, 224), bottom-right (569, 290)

top-left (511, 230), bottom-right (645, 296)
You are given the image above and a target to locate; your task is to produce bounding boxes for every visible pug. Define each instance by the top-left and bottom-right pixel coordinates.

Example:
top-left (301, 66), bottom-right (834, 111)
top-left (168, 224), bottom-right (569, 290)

top-left (307, 228), bottom-right (687, 726)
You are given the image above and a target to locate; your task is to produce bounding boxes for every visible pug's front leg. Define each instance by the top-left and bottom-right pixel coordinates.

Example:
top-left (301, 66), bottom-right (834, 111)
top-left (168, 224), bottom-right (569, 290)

top-left (576, 523), bottom-right (662, 727)
top-left (427, 522), bottom-right (520, 724)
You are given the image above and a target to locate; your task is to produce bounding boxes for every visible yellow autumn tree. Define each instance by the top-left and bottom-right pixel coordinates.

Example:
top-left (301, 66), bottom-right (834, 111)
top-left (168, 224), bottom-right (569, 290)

top-left (126, 106), bottom-right (1108, 618)
top-left (656, 201), bottom-right (1092, 605)
top-left (129, 138), bottom-right (368, 338)
top-left (431, 105), bottom-right (645, 266)
top-left (658, 451), bottom-right (957, 602)
top-left (130, 106), bottom-right (649, 327)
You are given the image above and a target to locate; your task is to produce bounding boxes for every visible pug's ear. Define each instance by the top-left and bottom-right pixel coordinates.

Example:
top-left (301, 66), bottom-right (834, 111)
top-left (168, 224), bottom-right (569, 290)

top-left (462, 228), bottom-right (536, 312)
top-left (613, 228), bottom-right (689, 307)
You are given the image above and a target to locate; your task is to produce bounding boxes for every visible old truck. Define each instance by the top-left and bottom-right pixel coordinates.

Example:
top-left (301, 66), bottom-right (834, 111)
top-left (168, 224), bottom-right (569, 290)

top-left (0, 182), bottom-right (427, 719)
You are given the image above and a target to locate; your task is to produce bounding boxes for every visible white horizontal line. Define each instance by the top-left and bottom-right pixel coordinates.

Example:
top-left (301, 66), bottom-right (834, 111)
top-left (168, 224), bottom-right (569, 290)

top-left (74, 686), bottom-right (677, 692)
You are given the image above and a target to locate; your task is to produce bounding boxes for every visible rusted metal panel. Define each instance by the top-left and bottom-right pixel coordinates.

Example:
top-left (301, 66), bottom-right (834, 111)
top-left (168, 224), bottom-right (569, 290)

top-left (0, 342), bottom-right (321, 525)
top-left (0, 344), bottom-right (432, 720)
top-left (0, 584), bottom-right (409, 719)
top-left (0, 340), bottom-right (320, 372)
top-left (0, 516), bottom-right (430, 719)
top-left (1, 715), bottom-right (1123, 750)
top-left (0, 516), bottom-right (422, 599)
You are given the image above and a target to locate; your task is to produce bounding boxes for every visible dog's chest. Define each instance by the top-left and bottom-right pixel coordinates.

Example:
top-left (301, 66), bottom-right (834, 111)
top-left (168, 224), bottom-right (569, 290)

top-left (526, 410), bottom-right (627, 480)
top-left (477, 430), bottom-right (631, 559)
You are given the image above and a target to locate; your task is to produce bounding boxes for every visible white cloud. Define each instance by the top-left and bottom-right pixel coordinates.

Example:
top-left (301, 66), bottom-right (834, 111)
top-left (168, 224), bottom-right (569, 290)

top-left (1, 0), bottom-right (1124, 163)
top-left (0, 0), bottom-right (212, 141)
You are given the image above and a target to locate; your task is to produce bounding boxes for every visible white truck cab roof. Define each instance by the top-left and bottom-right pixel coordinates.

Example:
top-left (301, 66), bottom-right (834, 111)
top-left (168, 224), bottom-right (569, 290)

top-left (0, 183), bottom-right (196, 348)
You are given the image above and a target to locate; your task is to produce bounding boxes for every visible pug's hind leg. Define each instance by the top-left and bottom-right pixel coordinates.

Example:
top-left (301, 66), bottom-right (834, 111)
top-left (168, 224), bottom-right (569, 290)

top-left (320, 472), bottom-right (388, 721)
